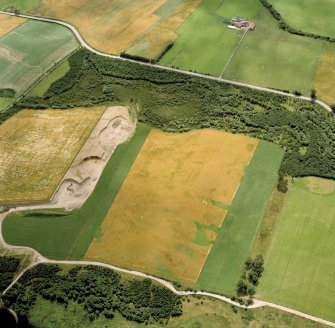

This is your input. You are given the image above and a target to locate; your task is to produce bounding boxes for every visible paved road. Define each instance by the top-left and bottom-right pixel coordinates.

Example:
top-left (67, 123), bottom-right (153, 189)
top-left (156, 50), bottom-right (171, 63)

top-left (1, 10), bottom-right (335, 328)
top-left (0, 10), bottom-right (333, 115)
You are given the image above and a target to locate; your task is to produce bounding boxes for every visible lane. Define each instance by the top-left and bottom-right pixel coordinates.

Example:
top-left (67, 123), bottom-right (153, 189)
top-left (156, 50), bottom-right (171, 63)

top-left (0, 11), bottom-right (333, 115)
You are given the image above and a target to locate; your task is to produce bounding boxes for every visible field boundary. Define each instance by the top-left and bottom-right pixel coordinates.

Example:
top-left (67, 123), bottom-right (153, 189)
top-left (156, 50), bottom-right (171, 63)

top-left (0, 11), bottom-right (332, 114)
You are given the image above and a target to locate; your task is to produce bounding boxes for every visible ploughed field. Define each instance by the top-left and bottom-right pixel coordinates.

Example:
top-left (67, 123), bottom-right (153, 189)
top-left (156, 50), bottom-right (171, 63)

top-left (0, 107), bottom-right (105, 203)
top-left (85, 129), bottom-right (258, 283)
top-left (0, 19), bottom-right (78, 97)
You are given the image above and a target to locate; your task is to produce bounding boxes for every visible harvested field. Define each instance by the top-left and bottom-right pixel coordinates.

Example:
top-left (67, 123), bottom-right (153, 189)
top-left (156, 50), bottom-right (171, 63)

top-left (313, 43), bottom-right (335, 104)
top-left (85, 129), bottom-right (258, 283)
top-left (197, 140), bottom-right (283, 295)
top-left (0, 15), bottom-right (26, 38)
top-left (31, 0), bottom-right (193, 54)
top-left (259, 177), bottom-right (335, 322)
top-left (0, 20), bottom-right (78, 96)
top-left (0, 107), bottom-right (105, 203)
top-left (127, 0), bottom-right (201, 59)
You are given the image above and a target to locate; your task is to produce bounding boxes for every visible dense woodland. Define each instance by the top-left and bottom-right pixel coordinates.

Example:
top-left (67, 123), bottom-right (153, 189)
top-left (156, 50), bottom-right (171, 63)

top-left (2, 263), bottom-right (182, 325)
top-left (11, 49), bottom-right (334, 180)
top-left (0, 256), bottom-right (20, 292)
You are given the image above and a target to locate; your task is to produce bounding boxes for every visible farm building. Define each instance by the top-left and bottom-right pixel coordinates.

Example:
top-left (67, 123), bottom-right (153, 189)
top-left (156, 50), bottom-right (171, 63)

top-left (231, 16), bottom-right (256, 30)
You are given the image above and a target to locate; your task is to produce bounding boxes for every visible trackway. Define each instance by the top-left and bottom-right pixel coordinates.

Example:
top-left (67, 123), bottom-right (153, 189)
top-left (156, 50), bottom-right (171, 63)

top-left (0, 10), bottom-right (333, 115)
top-left (0, 10), bottom-right (335, 328)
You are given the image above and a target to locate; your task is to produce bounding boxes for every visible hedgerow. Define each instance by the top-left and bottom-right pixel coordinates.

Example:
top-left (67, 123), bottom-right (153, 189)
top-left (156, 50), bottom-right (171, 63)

top-left (15, 49), bottom-right (335, 179)
top-left (3, 264), bottom-right (182, 324)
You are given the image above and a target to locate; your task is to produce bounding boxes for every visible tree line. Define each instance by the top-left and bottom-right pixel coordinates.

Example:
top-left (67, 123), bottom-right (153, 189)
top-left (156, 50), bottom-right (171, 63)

top-left (10, 49), bottom-right (335, 183)
top-left (2, 263), bottom-right (182, 325)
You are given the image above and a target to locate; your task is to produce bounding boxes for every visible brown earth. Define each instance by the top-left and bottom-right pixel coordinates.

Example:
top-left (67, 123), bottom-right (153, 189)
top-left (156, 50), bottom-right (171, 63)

top-left (85, 129), bottom-right (258, 283)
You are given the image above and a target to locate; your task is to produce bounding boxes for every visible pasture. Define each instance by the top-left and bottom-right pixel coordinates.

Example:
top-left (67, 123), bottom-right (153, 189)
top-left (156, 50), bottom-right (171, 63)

top-left (160, 0), bottom-right (261, 76)
top-left (0, 14), bottom-right (25, 37)
top-left (223, 9), bottom-right (323, 95)
top-left (0, 107), bottom-right (104, 203)
top-left (313, 43), bottom-right (335, 105)
top-left (269, 0), bottom-right (335, 37)
top-left (0, 0), bottom-right (41, 12)
top-left (258, 177), bottom-right (335, 322)
top-left (0, 20), bottom-right (78, 96)
top-left (28, 60), bottom-right (70, 97)
top-left (2, 125), bottom-right (151, 259)
top-left (197, 141), bottom-right (283, 295)
top-left (26, 0), bottom-right (198, 55)
top-left (85, 129), bottom-right (258, 283)
top-left (0, 98), bottom-right (13, 112)
top-left (127, 0), bottom-right (201, 59)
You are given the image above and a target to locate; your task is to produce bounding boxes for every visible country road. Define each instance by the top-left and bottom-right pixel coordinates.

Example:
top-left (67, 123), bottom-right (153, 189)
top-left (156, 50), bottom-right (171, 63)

top-left (0, 10), bottom-right (334, 115)
top-left (1, 9), bottom-right (335, 328)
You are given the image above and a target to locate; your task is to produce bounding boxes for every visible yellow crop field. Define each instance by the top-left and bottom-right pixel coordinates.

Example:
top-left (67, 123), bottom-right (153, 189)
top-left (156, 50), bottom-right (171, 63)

top-left (0, 107), bottom-right (105, 203)
top-left (313, 43), bottom-right (335, 105)
top-left (34, 0), bottom-right (167, 54)
top-left (86, 129), bottom-right (258, 283)
top-left (0, 15), bottom-right (26, 38)
top-left (127, 0), bottom-right (201, 59)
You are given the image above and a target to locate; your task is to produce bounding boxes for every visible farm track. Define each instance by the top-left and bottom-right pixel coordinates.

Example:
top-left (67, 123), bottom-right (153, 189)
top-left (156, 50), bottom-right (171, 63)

top-left (0, 11), bottom-right (333, 115)
top-left (0, 10), bottom-right (335, 328)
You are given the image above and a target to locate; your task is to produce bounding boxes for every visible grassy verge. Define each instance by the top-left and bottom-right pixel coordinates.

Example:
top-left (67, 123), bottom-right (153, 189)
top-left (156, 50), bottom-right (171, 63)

top-left (27, 294), bottom-right (329, 328)
top-left (197, 140), bottom-right (283, 295)
top-left (28, 60), bottom-right (70, 97)
top-left (2, 124), bottom-right (151, 259)
top-left (258, 177), bottom-right (335, 322)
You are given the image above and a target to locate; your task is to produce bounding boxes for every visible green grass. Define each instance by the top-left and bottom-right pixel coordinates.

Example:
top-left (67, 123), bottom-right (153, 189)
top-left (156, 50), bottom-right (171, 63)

top-left (2, 124), bottom-right (151, 260)
top-left (28, 60), bottom-right (70, 97)
top-left (0, 0), bottom-right (41, 12)
top-left (269, 0), bottom-right (335, 37)
top-left (160, 0), bottom-right (261, 76)
top-left (258, 177), bottom-right (335, 322)
top-left (154, 0), bottom-right (185, 17)
top-left (0, 20), bottom-right (78, 96)
top-left (197, 140), bottom-right (283, 295)
top-left (223, 8), bottom-right (324, 95)
top-left (0, 97), bottom-right (13, 112)
top-left (27, 295), bottom-right (329, 328)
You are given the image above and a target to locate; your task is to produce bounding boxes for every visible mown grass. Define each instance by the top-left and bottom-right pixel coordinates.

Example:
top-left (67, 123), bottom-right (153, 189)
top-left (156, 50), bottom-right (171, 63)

top-left (2, 125), bottom-right (151, 260)
top-left (160, 0), bottom-right (260, 76)
top-left (269, 0), bottom-right (335, 37)
top-left (0, 20), bottom-right (78, 96)
top-left (28, 60), bottom-right (70, 97)
top-left (0, 97), bottom-right (13, 112)
top-left (28, 294), bottom-right (329, 328)
top-left (197, 140), bottom-right (283, 295)
top-left (223, 8), bottom-right (324, 95)
top-left (258, 177), bottom-right (335, 322)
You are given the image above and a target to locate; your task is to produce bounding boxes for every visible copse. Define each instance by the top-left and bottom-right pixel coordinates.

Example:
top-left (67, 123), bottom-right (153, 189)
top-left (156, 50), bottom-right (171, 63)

top-left (14, 49), bottom-right (335, 180)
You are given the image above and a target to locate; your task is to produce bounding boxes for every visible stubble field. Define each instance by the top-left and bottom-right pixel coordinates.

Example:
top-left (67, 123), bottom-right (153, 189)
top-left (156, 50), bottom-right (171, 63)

top-left (85, 129), bottom-right (258, 283)
top-left (0, 14), bottom-right (26, 37)
top-left (0, 107), bottom-right (105, 203)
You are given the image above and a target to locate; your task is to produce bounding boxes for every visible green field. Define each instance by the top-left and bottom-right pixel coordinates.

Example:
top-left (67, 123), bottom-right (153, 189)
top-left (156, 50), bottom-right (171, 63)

top-left (197, 140), bottom-right (283, 295)
top-left (0, 97), bottom-right (13, 112)
top-left (269, 0), bottom-right (335, 37)
top-left (28, 60), bottom-right (70, 97)
top-left (160, 0), bottom-right (260, 76)
top-left (223, 8), bottom-right (323, 94)
top-left (2, 125), bottom-right (150, 259)
top-left (0, 20), bottom-right (78, 96)
top-left (258, 177), bottom-right (335, 322)
top-left (0, 0), bottom-right (41, 12)
top-left (27, 292), bottom-right (328, 328)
